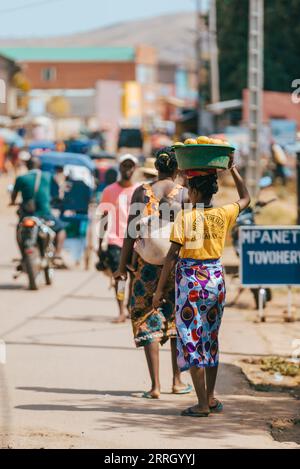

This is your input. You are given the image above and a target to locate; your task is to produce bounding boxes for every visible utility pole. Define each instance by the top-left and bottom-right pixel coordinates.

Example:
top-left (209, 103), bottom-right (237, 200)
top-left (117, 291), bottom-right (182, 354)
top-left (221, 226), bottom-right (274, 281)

top-left (247, 0), bottom-right (264, 198)
top-left (209, 0), bottom-right (220, 105)
top-left (196, 0), bottom-right (205, 134)
top-left (297, 151), bottom-right (300, 224)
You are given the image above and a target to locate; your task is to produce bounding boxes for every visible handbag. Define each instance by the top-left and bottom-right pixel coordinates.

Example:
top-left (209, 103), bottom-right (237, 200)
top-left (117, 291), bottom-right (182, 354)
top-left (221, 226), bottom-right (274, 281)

top-left (134, 183), bottom-right (183, 265)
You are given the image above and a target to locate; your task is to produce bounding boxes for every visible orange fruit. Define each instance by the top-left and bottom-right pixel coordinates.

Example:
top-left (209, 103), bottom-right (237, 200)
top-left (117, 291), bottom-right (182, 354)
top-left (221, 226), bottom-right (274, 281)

top-left (196, 136), bottom-right (210, 144)
top-left (184, 138), bottom-right (198, 145)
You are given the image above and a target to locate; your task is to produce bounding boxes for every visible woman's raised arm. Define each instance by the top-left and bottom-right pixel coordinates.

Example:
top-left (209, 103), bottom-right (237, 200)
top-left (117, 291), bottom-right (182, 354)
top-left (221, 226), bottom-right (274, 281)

top-left (229, 155), bottom-right (251, 211)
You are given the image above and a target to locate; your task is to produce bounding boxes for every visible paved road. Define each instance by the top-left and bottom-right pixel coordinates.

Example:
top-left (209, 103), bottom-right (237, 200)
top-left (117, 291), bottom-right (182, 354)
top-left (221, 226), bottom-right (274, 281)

top-left (0, 207), bottom-right (299, 449)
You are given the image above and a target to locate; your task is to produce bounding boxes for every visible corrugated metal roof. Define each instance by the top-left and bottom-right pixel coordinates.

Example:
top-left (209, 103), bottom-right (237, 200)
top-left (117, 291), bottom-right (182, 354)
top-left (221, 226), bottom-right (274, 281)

top-left (0, 47), bottom-right (135, 62)
top-left (0, 51), bottom-right (17, 63)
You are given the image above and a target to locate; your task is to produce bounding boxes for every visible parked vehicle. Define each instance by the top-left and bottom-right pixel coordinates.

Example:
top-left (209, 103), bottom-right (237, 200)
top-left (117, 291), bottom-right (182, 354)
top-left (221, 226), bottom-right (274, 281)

top-left (39, 152), bottom-right (96, 269)
top-left (118, 128), bottom-right (143, 150)
top-left (89, 150), bottom-right (118, 195)
top-left (64, 138), bottom-right (98, 155)
top-left (28, 141), bottom-right (56, 156)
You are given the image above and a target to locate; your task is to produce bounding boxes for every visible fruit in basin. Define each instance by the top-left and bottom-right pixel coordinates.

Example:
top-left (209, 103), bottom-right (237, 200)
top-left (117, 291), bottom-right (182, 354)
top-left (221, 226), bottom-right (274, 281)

top-left (197, 136), bottom-right (211, 144)
top-left (184, 138), bottom-right (198, 145)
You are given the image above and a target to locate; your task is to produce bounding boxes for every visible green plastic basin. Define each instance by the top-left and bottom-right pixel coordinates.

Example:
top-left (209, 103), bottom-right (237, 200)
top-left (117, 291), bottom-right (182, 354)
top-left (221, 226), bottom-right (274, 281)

top-left (173, 144), bottom-right (235, 170)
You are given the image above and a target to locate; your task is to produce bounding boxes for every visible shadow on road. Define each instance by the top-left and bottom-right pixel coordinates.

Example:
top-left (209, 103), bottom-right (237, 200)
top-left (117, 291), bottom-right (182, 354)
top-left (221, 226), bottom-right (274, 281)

top-left (0, 264), bottom-right (15, 271)
top-left (16, 387), bottom-right (140, 397)
top-left (7, 340), bottom-right (291, 359)
top-left (13, 364), bottom-right (298, 446)
top-left (7, 341), bottom-right (137, 352)
top-left (66, 295), bottom-right (114, 302)
top-left (0, 284), bottom-right (25, 290)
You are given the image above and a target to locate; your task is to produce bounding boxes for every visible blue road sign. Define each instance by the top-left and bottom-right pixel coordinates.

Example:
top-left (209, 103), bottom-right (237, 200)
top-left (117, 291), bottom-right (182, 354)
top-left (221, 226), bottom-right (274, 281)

top-left (240, 226), bottom-right (300, 287)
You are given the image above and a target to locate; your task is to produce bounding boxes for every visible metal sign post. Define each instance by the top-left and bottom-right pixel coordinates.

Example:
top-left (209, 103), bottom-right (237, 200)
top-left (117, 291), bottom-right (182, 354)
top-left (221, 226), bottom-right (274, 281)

top-left (297, 151), bottom-right (300, 225)
top-left (258, 288), bottom-right (266, 322)
top-left (287, 286), bottom-right (293, 321)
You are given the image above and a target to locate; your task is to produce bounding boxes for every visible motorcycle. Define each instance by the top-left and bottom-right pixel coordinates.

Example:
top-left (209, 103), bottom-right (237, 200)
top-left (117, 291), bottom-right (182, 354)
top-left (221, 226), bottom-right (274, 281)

top-left (7, 179), bottom-right (57, 290)
top-left (230, 199), bottom-right (276, 315)
top-left (15, 214), bottom-right (56, 291)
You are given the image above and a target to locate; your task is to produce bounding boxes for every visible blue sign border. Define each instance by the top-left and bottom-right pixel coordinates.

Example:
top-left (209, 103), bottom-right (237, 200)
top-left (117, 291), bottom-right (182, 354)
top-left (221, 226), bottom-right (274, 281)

top-left (239, 226), bottom-right (300, 287)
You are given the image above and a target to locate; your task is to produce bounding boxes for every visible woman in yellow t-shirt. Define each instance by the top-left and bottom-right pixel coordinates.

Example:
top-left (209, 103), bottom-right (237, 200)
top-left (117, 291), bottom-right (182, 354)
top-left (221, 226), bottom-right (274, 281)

top-left (153, 157), bottom-right (251, 417)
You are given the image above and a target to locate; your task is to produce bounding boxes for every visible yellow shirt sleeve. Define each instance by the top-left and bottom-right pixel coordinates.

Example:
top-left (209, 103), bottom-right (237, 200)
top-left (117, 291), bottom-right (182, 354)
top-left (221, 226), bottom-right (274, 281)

top-left (170, 210), bottom-right (184, 245)
top-left (222, 203), bottom-right (240, 230)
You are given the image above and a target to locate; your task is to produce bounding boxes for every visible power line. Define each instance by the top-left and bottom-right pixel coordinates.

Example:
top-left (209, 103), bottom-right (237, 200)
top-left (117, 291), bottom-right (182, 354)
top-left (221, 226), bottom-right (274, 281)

top-left (0, 0), bottom-right (64, 15)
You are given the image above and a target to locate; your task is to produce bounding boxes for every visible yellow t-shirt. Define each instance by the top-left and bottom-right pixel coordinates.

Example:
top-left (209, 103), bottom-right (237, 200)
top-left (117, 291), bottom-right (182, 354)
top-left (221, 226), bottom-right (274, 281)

top-left (170, 203), bottom-right (240, 260)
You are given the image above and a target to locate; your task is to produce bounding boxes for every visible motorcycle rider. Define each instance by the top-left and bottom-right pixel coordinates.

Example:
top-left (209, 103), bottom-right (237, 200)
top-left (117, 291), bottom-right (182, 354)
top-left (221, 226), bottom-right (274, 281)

top-left (10, 156), bottom-right (67, 266)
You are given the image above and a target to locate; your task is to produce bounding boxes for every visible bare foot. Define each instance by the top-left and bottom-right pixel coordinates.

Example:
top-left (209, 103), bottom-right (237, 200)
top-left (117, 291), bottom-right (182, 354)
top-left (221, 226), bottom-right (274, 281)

top-left (189, 404), bottom-right (210, 414)
top-left (208, 396), bottom-right (217, 407)
top-left (111, 315), bottom-right (127, 324)
top-left (142, 389), bottom-right (160, 399)
top-left (172, 383), bottom-right (193, 394)
top-left (53, 257), bottom-right (69, 269)
top-left (181, 404), bottom-right (210, 417)
top-left (208, 397), bottom-right (223, 412)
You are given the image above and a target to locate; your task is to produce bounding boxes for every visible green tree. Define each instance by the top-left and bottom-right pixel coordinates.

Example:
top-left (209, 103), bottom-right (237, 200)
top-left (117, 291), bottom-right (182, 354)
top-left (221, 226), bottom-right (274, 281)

top-left (216, 0), bottom-right (300, 100)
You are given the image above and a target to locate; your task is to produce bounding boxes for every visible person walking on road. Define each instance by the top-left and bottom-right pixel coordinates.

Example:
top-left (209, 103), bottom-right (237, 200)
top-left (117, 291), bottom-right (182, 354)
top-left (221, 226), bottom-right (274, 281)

top-left (97, 154), bottom-right (138, 324)
top-left (152, 155), bottom-right (251, 416)
top-left (115, 147), bottom-right (192, 399)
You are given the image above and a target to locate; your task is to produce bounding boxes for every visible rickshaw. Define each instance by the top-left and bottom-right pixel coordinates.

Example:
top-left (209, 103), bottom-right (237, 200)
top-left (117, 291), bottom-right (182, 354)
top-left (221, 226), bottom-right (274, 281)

top-left (64, 138), bottom-right (98, 155)
top-left (39, 152), bottom-right (96, 269)
top-left (29, 141), bottom-right (56, 156)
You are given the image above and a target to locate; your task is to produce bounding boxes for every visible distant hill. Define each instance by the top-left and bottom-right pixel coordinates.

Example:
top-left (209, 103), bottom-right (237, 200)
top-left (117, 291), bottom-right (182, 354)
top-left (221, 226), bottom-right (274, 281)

top-left (0, 12), bottom-right (208, 66)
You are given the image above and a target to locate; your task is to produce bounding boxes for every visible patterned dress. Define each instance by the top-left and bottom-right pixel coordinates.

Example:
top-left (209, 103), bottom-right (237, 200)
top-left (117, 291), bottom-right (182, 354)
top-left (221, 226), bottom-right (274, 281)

top-left (130, 182), bottom-right (183, 348)
top-left (130, 255), bottom-right (176, 347)
top-left (175, 258), bottom-right (226, 371)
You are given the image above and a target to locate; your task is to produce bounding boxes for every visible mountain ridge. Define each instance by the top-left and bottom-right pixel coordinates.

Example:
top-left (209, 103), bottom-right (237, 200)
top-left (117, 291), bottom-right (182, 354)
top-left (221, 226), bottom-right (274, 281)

top-left (0, 12), bottom-right (208, 66)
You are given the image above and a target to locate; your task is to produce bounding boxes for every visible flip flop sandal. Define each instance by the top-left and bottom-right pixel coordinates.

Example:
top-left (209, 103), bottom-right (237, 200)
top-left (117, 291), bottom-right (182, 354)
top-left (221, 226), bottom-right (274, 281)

top-left (181, 407), bottom-right (210, 418)
top-left (172, 384), bottom-right (193, 395)
top-left (209, 400), bottom-right (223, 413)
top-left (142, 391), bottom-right (160, 399)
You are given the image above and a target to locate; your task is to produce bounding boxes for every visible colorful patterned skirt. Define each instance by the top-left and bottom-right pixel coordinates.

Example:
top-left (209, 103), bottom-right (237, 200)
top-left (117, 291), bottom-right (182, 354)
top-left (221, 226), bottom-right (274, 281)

top-left (130, 256), bottom-right (176, 348)
top-left (175, 258), bottom-right (226, 371)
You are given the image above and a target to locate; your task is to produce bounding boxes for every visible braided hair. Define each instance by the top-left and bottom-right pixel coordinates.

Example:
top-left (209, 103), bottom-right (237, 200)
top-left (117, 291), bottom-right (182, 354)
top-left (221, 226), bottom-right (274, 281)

top-left (155, 147), bottom-right (178, 176)
top-left (188, 174), bottom-right (219, 199)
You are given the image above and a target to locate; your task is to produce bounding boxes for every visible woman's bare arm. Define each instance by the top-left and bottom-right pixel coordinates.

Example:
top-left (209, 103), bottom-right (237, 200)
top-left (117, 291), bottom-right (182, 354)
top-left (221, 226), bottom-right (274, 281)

top-left (152, 242), bottom-right (181, 309)
top-left (229, 155), bottom-right (251, 211)
top-left (114, 185), bottom-right (144, 280)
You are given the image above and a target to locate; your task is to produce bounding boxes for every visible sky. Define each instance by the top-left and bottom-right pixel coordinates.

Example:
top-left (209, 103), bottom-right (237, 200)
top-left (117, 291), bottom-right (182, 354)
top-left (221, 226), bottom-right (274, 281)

top-left (0, 0), bottom-right (208, 38)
